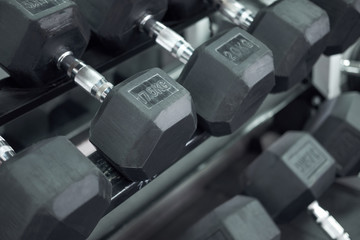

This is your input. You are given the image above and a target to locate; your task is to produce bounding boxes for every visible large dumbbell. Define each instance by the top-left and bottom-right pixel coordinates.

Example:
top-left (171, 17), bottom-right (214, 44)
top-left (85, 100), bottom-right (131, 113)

top-left (0, 136), bottom-right (112, 240)
top-left (309, 0), bottom-right (360, 55)
top-left (243, 131), bottom-right (350, 239)
top-left (179, 195), bottom-right (281, 240)
top-left (74, 0), bottom-right (276, 136)
top-left (167, 0), bottom-right (331, 93)
top-left (0, 0), bottom-right (197, 181)
top-left (305, 92), bottom-right (360, 176)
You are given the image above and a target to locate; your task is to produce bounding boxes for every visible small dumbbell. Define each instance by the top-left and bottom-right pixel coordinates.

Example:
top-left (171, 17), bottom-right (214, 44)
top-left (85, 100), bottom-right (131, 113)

top-left (0, 136), bottom-right (112, 240)
top-left (0, 0), bottom-right (197, 181)
top-left (179, 195), bottom-right (281, 240)
top-left (244, 131), bottom-right (350, 239)
top-left (166, 0), bottom-right (330, 93)
top-left (75, 0), bottom-right (275, 136)
top-left (305, 92), bottom-right (360, 176)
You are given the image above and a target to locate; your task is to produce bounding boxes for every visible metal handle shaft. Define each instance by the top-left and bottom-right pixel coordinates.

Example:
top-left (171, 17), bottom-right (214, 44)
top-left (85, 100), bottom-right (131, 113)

top-left (341, 59), bottom-right (360, 76)
top-left (139, 15), bottom-right (194, 64)
top-left (215, 0), bottom-right (255, 29)
top-left (57, 51), bottom-right (113, 103)
top-left (308, 201), bottom-right (351, 240)
top-left (0, 136), bottom-right (15, 164)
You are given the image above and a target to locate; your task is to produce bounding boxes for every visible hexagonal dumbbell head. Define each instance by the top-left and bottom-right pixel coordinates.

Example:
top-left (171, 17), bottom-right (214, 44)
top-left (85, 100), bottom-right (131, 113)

top-left (178, 27), bottom-right (275, 136)
top-left (75, 0), bottom-right (167, 50)
top-left (244, 131), bottom-right (336, 223)
top-left (90, 68), bottom-right (197, 181)
top-left (249, 0), bottom-right (330, 92)
top-left (0, 137), bottom-right (112, 240)
top-left (179, 196), bottom-right (281, 240)
top-left (310, 0), bottom-right (360, 55)
top-left (0, 0), bottom-right (90, 87)
top-left (306, 92), bottom-right (360, 176)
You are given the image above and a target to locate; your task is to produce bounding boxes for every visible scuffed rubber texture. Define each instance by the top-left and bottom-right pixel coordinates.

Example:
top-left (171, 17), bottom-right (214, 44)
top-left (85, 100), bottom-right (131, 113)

top-left (245, 131), bottom-right (336, 223)
top-left (90, 68), bottom-right (197, 181)
top-left (178, 27), bottom-right (275, 136)
top-left (0, 0), bottom-right (90, 87)
top-left (310, 0), bottom-right (360, 55)
top-left (306, 92), bottom-right (360, 176)
top-left (249, 0), bottom-right (330, 92)
top-left (0, 137), bottom-right (112, 240)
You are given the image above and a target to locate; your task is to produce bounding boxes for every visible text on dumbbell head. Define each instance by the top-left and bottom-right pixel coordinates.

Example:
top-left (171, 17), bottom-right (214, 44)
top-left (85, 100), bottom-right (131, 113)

top-left (216, 34), bottom-right (259, 65)
top-left (17, 0), bottom-right (68, 14)
top-left (287, 143), bottom-right (327, 180)
top-left (129, 74), bottom-right (179, 109)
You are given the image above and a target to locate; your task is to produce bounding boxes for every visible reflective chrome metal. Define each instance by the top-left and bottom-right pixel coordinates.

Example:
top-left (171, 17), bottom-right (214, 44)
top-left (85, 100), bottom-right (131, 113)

top-left (308, 201), bottom-right (351, 240)
top-left (216, 0), bottom-right (254, 29)
top-left (341, 59), bottom-right (360, 76)
top-left (0, 136), bottom-right (15, 164)
top-left (139, 15), bottom-right (194, 64)
top-left (57, 51), bottom-right (113, 102)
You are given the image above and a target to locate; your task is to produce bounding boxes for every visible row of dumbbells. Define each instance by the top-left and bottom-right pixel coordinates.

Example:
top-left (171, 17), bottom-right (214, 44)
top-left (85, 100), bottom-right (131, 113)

top-left (0, 0), bottom-right (359, 239)
top-left (174, 91), bottom-right (360, 240)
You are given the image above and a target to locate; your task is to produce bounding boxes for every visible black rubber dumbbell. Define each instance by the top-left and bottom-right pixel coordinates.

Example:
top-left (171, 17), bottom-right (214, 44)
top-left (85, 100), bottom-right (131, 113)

top-left (309, 0), bottom-right (360, 55)
top-left (179, 195), bottom-right (281, 240)
top-left (166, 0), bottom-right (331, 93)
top-left (244, 131), bottom-right (336, 223)
top-left (74, 0), bottom-right (276, 136)
top-left (243, 131), bottom-right (351, 239)
top-left (0, 0), bottom-right (197, 181)
top-left (305, 92), bottom-right (360, 176)
top-left (0, 136), bottom-right (112, 240)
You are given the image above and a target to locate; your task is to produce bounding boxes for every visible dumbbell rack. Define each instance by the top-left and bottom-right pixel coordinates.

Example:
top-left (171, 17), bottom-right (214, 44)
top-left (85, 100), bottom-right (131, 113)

top-left (0, 10), bottom-right (213, 125)
top-left (0, 6), bottom-right (338, 240)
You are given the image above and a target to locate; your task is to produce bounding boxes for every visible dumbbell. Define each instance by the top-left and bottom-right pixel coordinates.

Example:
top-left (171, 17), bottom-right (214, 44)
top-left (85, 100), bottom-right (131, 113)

top-left (0, 136), bottom-right (112, 240)
top-left (305, 92), bottom-right (360, 176)
top-left (244, 131), bottom-right (336, 222)
top-left (74, 0), bottom-right (275, 136)
top-left (166, 0), bottom-right (331, 93)
top-left (0, 0), bottom-right (197, 181)
top-left (179, 196), bottom-right (281, 240)
top-left (235, 0), bottom-right (360, 56)
top-left (309, 0), bottom-right (360, 55)
top-left (243, 131), bottom-right (350, 239)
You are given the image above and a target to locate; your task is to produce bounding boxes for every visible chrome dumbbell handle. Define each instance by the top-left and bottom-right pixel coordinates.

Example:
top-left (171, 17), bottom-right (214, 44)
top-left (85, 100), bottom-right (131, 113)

top-left (215, 0), bottom-right (255, 29)
top-left (139, 15), bottom-right (194, 64)
top-left (57, 51), bottom-right (113, 103)
top-left (341, 59), bottom-right (360, 76)
top-left (308, 201), bottom-right (351, 240)
top-left (0, 136), bottom-right (15, 164)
